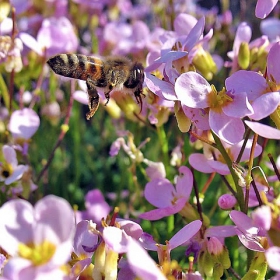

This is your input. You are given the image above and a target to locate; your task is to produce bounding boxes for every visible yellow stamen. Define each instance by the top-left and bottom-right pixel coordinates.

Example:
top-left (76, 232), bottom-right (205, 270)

top-left (18, 241), bottom-right (56, 266)
top-left (207, 85), bottom-right (233, 113)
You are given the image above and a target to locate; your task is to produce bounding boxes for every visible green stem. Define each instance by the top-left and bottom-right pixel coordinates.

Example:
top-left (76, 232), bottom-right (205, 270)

top-left (156, 126), bottom-right (170, 175)
top-left (0, 74), bottom-right (10, 110)
top-left (167, 215), bottom-right (174, 237)
top-left (212, 132), bottom-right (246, 212)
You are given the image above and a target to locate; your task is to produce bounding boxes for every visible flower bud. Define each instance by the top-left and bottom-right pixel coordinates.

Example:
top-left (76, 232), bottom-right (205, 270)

top-left (174, 101), bottom-right (191, 133)
top-left (218, 194), bottom-right (237, 210)
top-left (217, 247), bottom-right (231, 269)
top-left (0, 0), bottom-right (10, 22)
top-left (192, 47), bottom-right (217, 80)
top-left (238, 42), bottom-right (250, 69)
top-left (199, 250), bottom-right (214, 277)
top-left (212, 262), bottom-right (224, 280)
top-left (207, 237), bottom-right (223, 255)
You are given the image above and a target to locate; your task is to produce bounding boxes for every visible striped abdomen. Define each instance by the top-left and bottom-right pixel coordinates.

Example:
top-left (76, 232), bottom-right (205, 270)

top-left (47, 54), bottom-right (104, 82)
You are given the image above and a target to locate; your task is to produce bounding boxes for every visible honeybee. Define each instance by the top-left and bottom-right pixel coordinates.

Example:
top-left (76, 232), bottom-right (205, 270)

top-left (47, 54), bottom-right (145, 120)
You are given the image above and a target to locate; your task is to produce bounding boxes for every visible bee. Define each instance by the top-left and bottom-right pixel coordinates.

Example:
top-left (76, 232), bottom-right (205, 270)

top-left (47, 54), bottom-right (145, 120)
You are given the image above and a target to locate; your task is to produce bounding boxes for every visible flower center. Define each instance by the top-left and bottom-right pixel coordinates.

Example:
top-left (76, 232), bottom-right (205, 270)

top-left (207, 85), bottom-right (233, 113)
top-left (266, 76), bottom-right (280, 92)
top-left (1, 163), bottom-right (13, 178)
top-left (18, 241), bottom-right (56, 266)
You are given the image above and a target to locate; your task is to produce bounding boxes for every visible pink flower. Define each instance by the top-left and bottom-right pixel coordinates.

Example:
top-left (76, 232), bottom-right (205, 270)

top-left (8, 108), bottom-right (40, 140)
top-left (71, 220), bottom-right (98, 279)
top-left (229, 210), bottom-right (265, 252)
top-left (92, 218), bottom-right (143, 280)
top-left (0, 195), bottom-right (75, 279)
top-left (20, 17), bottom-right (78, 57)
top-left (218, 194), bottom-right (237, 210)
top-left (102, 20), bottom-right (150, 55)
top-left (75, 189), bottom-right (111, 226)
top-left (0, 145), bottom-right (27, 185)
top-left (175, 71), bottom-right (252, 144)
top-left (139, 166), bottom-right (193, 220)
top-left (225, 42), bottom-right (280, 132)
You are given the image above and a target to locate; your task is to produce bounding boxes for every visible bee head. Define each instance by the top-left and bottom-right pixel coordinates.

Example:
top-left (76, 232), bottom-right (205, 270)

top-left (132, 62), bottom-right (144, 84)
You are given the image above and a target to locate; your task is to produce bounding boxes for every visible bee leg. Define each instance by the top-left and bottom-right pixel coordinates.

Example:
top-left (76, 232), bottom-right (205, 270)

top-left (86, 81), bottom-right (100, 120)
top-left (134, 87), bottom-right (144, 113)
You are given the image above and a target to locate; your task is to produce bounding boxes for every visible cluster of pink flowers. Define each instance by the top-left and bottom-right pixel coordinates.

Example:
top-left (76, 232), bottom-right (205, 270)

top-left (1, 0), bottom-right (280, 279)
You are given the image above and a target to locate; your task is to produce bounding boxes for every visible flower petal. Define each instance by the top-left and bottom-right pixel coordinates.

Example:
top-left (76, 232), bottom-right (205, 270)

top-left (2, 145), bottom-right (18, 166)
top-left (175, 166), bottom-right (193, 198)
top-left (255, 0), bottom-right (278, 19)
top-left (225, 70), bottom-right (266, 101)
top-left (144, 178), bottom-right (175, 208)
top-left (210, 111), bottom-right (244, 144)
top-left (0, 199), bottom-right (34, 255)
top-left (8, 108), bottom-right (40, 139)
top-left (267, 41), bottom-right (280, 84)
top-left (126, 239), bottom-right (166, 280)
top-left (266, 246), bottom-right (280, 271)
top-left (245, 121), bottom-right (280, 139)
top-left (230, 210), bottom-right (258, 235)
top-left (169, 220), bottom-right (202, 249)
top-left (74, 220), bottom-right (98, 256)
top-left (139, 197), bottom-right (187, 220)
top-left (34, 195), bottom-right (75, 245)
top-left (189, 154), bottom-right (214, 173)
top-left (145, 73), bottom-right (177, 101)
top-left (250, 91), bottom-right (280, 120)
top-left (222, 92), bottom-right (254, 118)
top-left (175, 72), bottom-right (210, 108)
top-left (103, 227), bottom-right (129, 253)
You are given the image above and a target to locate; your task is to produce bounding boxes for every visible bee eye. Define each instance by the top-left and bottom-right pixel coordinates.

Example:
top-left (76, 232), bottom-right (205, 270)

top-left (134, 68), bottom-right (142, 79)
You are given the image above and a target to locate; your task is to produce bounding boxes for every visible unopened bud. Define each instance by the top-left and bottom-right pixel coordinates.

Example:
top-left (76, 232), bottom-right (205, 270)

top-left (192, 47), bottom-right (217, 80)
top-left (213, 262), bottom-right (224, 280)
top-left (218, 194), bottom-right (237, 210)
top-left (238, 42), bottom-right (250, 69)
top-left (207, 237), bottom-right (223, 255)
top-left (174, 101), bottom-right (191, 133)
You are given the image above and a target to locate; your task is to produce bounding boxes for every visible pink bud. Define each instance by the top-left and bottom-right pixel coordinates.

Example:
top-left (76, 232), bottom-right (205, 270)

top-left (218, 194), bottom-right (237, 210)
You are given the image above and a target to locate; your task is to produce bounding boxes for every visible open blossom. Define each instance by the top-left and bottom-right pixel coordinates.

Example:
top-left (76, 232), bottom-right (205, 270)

top-left (0, 145), bottom-right (27, 185)
top-left (139, 166), bottom-right (193, 220)
top-left (20, 17), bottom-right (78, 57)
top-left (175, 71), bottom-right (255, 144)
top-left (0, 195), bottom-right (75, 280)
top-left (102, 20), bottom-right (150, 55)
top-left (92, 217), bottom-right (144, 280)
top-left (8, 108), bottom-right (40, 140)
top-left (75, 189), bottom-right (111, 226)
top-left (229, 210), bottom-right (265, 252)
top-left (225, 42), bottom-right (280, 139)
